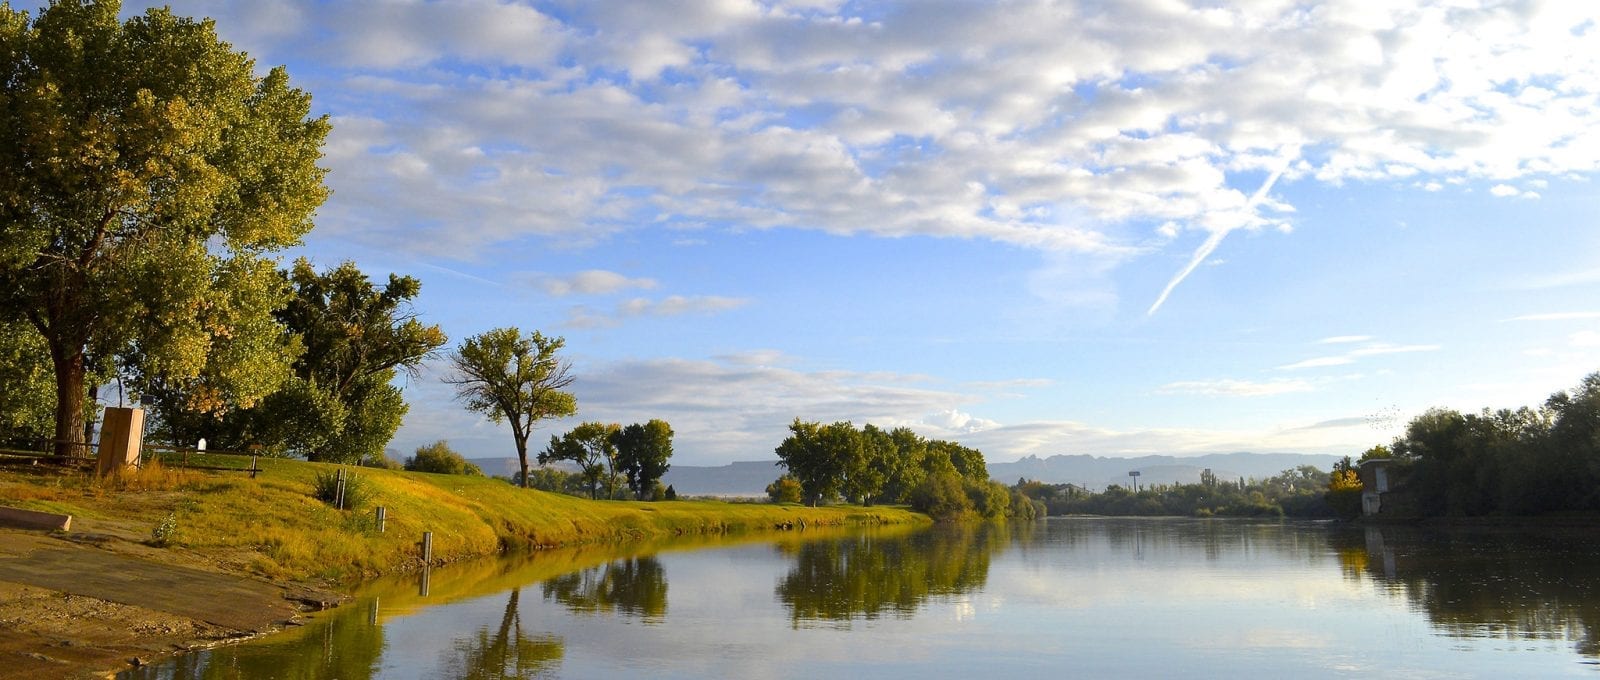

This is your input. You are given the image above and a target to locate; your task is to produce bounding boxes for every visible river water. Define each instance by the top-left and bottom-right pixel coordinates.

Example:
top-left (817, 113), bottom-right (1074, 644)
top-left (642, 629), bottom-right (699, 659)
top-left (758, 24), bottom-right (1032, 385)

top-left (124, 517), bottom-right (1600, 678)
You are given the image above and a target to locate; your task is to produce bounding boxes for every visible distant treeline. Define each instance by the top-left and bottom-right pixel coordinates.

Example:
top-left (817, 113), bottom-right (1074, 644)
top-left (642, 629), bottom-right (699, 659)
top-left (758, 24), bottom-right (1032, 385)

top-left (1015, 466), bottom-right (1335, 518)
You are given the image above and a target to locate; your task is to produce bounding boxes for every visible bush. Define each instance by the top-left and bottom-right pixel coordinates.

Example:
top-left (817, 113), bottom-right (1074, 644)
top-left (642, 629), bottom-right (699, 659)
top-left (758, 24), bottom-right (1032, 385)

top-left (312, 468), bottom-right (376, 511)
top-left (664, 485), bottom-right (678, 500)
top-left (910, 471), bottom-right (973, 521)
top-left (766, 475), bottom-right (803, 504)
top-left (150, 512), bottom-right (179, 547)
top-left (405, 441), bottom-right (482, 476)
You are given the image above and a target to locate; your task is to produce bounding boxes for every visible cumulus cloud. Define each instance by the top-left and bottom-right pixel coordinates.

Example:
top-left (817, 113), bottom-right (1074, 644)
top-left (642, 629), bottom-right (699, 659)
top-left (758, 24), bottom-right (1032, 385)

top-left (155, 0), bottom-right (1600, 313)
top-left (392, 352), bottom-right (1381, 464)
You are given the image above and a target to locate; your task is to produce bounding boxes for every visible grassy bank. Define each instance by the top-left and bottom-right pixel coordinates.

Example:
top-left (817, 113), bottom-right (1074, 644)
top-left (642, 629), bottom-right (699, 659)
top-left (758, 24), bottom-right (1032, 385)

top-left (0, 456), bottom-right (927, 584)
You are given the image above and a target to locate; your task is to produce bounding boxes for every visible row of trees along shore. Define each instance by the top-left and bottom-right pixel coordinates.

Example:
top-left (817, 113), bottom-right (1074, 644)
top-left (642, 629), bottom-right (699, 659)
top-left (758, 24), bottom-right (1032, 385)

top-left (771, 419), bottom-right (1044, 521)
top-left (1013, 466), bottom-right (1335, 519)
top-left (0, 2), bottom-right (685, 496)
top-left (1326, 371), bottom-right (1600, 518)
top-left (1014, 370), bottom-right (1600, 521)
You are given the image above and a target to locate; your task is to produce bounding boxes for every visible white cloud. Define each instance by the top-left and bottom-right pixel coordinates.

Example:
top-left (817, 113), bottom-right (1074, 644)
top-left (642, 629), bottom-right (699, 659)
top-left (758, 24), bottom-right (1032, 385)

top-left (163, 0), bottom-right (1600, 313)
top-left (1156, 378), bottom-right (1314, 397)
top-left (619, 295), bottom-right (750, 318)
top-left (1280, 339), bottom-right (1439, 370)
top-left (1505, 312), bottom-right (1600, 322)
top-left (564, 295), bottom-right (751, 328)
top-left (920, 409), bottom-right (1000, 435)
top-left (1278, 356), bottom-right (1357, 370)
top-left (1317, 335), bottom-right (1373, 344)
top-left (534, 270), bottom-right (658, 296)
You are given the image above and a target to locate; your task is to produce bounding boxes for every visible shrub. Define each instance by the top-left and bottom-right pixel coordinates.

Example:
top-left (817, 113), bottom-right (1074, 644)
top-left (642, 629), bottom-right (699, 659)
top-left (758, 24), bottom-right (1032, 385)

top-left (405, 441), bottom-right (482, 476)
top-left (150, 512), bottom-right (179, 546)
top-left (311, 468), bottom-right (376, 511)
top-left (664, 485), bottom-right (678, 500)
top-left (910, 471), bottom-right (973, 521)
top-left (766, 475), bottom-right (803, 504)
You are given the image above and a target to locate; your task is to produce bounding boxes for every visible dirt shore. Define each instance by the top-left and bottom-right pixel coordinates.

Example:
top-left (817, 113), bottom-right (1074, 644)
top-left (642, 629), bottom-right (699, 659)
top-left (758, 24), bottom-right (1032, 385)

top-left (0, 521), bottom-right (341, 679)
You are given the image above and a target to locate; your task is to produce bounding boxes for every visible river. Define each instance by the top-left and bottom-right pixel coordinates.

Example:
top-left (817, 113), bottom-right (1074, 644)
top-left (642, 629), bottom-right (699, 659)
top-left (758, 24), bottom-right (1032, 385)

top-left (123, 517), bottom-right (1600, 678)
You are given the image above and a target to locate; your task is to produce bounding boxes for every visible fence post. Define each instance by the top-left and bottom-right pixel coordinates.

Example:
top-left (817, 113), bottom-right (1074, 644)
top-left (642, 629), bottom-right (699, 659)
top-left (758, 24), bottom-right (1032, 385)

top-left (335, 468), bottom-right (346, 510)
top-left (375, 506), bottom-right (386, 533)
top-left (249, 454), bottom-right (259, 479)
top-left (421, 531), bottom-right (433, 563)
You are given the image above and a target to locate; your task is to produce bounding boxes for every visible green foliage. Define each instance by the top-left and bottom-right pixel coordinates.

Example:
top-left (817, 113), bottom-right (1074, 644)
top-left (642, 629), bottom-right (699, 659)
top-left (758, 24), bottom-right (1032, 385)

top-left (910, 470), bottom-right (973, 521)
top-left (1325, 466), bottom-right (1363, 519)
top-left (1043, 467), bottom-right (1336, 518)
top-left (167, 260), bottom-right (445, 463)
top-left (406, 441), bottom-right (482, 476)
top-left (775, 419), bottom-right (991, 508)
top-left (311, 468), bottom-right (376, 512)
top-left (766, 475), bottom-right (803, 504)
top-left (1381, 371), bottom-right (1600, 517)
top-left (0, 319), bottom-right (56, 441)
top-left (0, 2), bottom-right (329, 455)
top-left (540, 422), bottom-right (620, 499)
top-left (612, 419), bottom-right (673, 500)
top-left (517, 467), bottom-right (590, 497)
top-left (448, 328), bottom-right (576, 487)
top-left (663, 485), bottom-right (677, 501)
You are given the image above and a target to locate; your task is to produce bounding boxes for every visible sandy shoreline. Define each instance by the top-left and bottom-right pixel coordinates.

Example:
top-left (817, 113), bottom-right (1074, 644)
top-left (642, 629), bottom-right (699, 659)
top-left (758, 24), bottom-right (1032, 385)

top-left (0, 525), bottom-right (341, 679)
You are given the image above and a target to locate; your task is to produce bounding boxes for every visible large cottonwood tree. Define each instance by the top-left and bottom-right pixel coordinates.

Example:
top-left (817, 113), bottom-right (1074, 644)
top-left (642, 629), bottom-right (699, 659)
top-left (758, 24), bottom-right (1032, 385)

top-left (0, 1), bottom-right (329, 455)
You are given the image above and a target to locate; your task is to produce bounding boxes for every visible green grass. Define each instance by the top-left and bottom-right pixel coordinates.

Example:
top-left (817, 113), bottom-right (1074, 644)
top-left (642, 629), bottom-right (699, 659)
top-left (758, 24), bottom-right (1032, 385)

top-left (2, 457), bottom-right (928, 584)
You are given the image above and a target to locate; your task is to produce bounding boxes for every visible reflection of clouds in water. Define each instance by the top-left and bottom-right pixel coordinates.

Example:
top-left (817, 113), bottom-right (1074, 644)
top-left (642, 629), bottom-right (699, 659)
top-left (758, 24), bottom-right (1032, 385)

top-left (951, 597), bottom-right (976, 623)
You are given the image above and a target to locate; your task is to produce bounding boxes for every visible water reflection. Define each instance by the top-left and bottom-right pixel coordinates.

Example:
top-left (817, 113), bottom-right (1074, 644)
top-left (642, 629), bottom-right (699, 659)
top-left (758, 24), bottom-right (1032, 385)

top-left (437, 588), bottom-right (564, 679)
top-left (130, 587), bottom-right (386, 679)
top-left (122, 520), bottom-right (1600, 679)
top-left (775, 524), bottom-right (1002, 626)
top-left (540, 556), bottom-right (668, 622)
top-left (1335, 525), bottom-right (1600, 660)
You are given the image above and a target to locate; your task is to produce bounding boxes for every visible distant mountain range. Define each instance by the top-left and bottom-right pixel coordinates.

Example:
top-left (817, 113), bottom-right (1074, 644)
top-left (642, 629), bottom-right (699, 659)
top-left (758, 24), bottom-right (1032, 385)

top-left (471, 452), bottom-right (1344, 496)
top-left (987, 452), bottom-right (1344, 490)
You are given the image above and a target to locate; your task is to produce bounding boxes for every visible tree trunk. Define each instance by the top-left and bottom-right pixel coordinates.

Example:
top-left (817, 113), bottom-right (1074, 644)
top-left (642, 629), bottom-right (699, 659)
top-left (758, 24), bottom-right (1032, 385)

top-left (515, 435), bottom-right (530, 488)
top-left (49, 345), bottom-right (87, 458)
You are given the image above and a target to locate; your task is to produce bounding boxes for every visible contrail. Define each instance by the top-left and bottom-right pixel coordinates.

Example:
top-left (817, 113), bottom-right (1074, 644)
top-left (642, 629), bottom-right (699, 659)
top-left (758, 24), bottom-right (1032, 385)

top-left (1146, 160), bottom-right (1291, 316)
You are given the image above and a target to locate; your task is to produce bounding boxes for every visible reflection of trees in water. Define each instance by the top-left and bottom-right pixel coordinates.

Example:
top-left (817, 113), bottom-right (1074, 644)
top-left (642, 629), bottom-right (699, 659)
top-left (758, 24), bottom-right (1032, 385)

top-left (775, 524), bottom-right (1003, 626)
top-left (540, 555), bottom-right (667, 622)
top-left (1335, 527), bottom-right (1600, 659)
top-left (129, 593), bottom-right (387, 680)
top-left (1058, 517), bottom-right (1328, 564)
top-left (437, 587), bottom-right (565, 680)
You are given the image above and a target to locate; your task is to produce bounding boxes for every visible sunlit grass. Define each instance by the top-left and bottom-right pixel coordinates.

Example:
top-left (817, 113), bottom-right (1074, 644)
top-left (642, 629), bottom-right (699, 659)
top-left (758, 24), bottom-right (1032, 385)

top-left (2, 457), bottom-right (928, 584)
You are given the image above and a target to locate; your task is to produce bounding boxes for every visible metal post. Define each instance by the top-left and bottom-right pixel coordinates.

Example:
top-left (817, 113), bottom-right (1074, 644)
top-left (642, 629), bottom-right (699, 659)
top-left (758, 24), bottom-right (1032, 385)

top-left (335, 468), bottom-right (346, 510)
top-left (249, 454), bottom-right (259, 479)
top-left (421, 531), bottom-right (433, 563)
top-left (375, 506), bottom-right (386, 533)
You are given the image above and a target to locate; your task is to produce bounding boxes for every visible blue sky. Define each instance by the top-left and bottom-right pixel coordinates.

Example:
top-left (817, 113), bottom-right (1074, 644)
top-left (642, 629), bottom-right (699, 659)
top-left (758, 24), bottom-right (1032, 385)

top-left (124, 0), bottom-right (1600, 465)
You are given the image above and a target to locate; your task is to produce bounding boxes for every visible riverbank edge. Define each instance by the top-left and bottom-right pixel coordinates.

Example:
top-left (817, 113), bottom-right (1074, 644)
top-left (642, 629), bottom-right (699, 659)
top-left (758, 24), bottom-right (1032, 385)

top-left (0, 460), bottom-right (931, 678)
